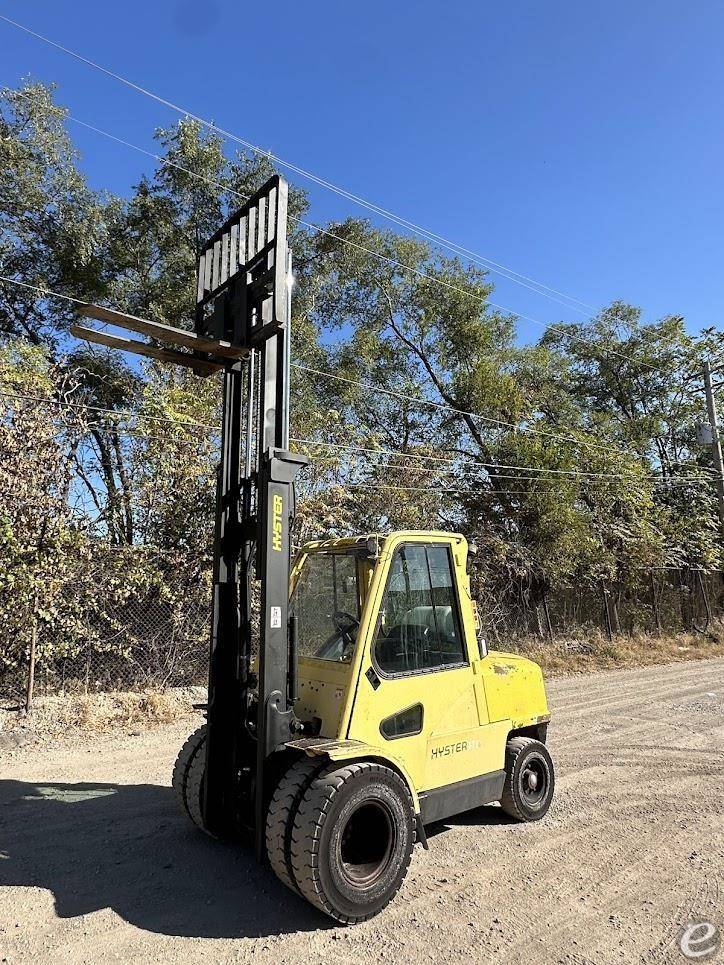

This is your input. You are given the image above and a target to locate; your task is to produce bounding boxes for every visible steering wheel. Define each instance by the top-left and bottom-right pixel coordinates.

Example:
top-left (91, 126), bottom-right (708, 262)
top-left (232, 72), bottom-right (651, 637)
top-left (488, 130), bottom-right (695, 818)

top-left (333, 611), bottom-right (359, 662)
top-left (333, 610), bottom-right (359, 634)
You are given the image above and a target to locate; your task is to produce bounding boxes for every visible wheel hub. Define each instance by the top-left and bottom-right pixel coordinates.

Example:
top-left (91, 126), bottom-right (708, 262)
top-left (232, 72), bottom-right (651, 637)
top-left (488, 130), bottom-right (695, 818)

top-left (339, 798), bottom-right (395, 887)
top-left (521, 757), bottom-right (547, 805)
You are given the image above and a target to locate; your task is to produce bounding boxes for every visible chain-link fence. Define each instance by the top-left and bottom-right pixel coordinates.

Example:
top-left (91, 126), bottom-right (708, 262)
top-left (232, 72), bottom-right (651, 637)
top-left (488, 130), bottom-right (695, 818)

top-left (0, 591), bottom-right (209, 704)
top-left (41, 590), bottom-right (209, 695)
top-left (0, 546), bottom-right (211, 705)
top-left (478, 568), bottom-right (724, 646)
top-left (2, 548), bottom-right (722, 707)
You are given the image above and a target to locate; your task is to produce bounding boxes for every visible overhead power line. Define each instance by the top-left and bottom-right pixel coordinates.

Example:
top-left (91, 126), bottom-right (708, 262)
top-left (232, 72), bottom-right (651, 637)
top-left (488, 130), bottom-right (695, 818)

top-left (0, 275), bottom-right (712, 478)
top-left (59, 109), bottom-right (660, 374)
top-left (298, 434), bottom-right (716, 484)
top-left (6, 99), bottom-right (603, 362)
top-left (0, 41), bottom-right (661, 372)
top-left (3, 379), bottom-right (716, 485)
top-left (0, 13), bottom-right (597, 319)
top-left (311, 477), bottom-right (719, 496)
top-left (2, 408), bottom-right (215, 447)
top-left (0, 274), bottom-right (658, 461)
top-left (0, 388), bottom-right (218, 430)
top-left (294, 363), bottom-right (634, 458)
top-left (0, 115), bottom-right (572, 351)
top-left (0, 275), bottom-right (89, 306)
top-left (0, 358), bottom-right (656, 480)
top-left (2, 385), bottom-right (716, 486)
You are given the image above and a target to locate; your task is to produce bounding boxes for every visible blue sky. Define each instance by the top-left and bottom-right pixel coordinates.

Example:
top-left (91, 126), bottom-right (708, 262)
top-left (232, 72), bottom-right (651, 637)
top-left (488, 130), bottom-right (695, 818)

top-left (1, 1), bottom-right (723, 342)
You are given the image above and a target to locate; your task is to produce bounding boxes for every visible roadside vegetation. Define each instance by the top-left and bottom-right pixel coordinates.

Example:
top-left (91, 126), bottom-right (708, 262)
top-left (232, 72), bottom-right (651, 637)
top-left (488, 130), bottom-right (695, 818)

top-left (2, 81), bottom-right (724, 698)
top-left (512, 629), bottom-right (724, 675)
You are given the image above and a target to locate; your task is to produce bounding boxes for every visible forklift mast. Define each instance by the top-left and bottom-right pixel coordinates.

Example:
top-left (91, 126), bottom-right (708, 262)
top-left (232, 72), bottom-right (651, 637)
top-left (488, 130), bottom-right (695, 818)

top-left (71, 175), bottom-right (304, 849)
top-left (193, 175), bottom-right (306, 844)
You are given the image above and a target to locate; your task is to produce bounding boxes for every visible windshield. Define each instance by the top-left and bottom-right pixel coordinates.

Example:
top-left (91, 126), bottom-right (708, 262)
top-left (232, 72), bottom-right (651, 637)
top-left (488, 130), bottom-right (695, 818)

top-left (292, 552), bottom-right (360, 662)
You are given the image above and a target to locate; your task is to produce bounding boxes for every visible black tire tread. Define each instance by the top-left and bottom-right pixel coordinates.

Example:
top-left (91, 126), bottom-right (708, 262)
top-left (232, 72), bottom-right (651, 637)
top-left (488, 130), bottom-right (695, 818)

top-left (265, 755), bottom-right (324, 894)
top-left (171, 725), bottom-right (207, 819)
top-left (185, 737), bottom-right (208, 832)
top-left (500, 736), bottom-right (552, 821)
top-left (290, 761), bottom-right (414, 925)
top-left (171, 725), bottom-right (212, 835)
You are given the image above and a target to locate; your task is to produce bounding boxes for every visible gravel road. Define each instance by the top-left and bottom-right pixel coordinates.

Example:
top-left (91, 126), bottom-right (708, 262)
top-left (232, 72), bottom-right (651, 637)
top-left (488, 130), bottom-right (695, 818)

top-left (1, 658), bottom-right (723, 964)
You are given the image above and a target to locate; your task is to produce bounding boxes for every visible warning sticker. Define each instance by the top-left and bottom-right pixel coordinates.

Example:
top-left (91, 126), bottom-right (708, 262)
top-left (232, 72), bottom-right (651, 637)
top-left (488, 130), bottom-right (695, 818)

top-left (270, 606), bottom-right (282, 629)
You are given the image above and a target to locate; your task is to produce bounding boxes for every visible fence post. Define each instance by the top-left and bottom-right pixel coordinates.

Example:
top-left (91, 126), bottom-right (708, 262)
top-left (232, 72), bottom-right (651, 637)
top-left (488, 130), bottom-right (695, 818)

top-left (535, 605), bottom-right (545, 640)
top-left (679, 568), bottom-right (692, 631)
top-left (25, 587), bottom-right (39, 713)
top-left (650, 571), bottom-right (662, 635)
top-left (611, 590), bottom-right (621, 636)
top-left (84, 639), bottom-right (92, 695)
top-left (601, 581), bottom-right (613, 642)
top-left (692, 571), bottom-right (712, 634)
top-left (542, 593), bottom-right (554, 643)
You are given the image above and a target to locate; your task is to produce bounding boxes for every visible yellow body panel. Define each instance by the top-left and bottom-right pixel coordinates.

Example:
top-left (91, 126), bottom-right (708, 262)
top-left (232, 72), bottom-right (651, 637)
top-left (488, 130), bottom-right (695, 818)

top-left (296, 656), bottom-right (350, 736)
top-left (292, 530), bottom-right (550, 810)
top-left (285, 736), bottom-right (420, 811)
top-left (481, 651), bottom-right (550, 727)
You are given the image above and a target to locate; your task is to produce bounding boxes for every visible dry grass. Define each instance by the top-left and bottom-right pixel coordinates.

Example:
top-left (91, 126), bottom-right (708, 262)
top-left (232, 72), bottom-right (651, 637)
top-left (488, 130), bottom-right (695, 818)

top-left (506, 628), bottom-right (724, 676)
top-left (53, 688), bottom-right (202, 733)
top-left (0, 686), bottom-right (204, 749)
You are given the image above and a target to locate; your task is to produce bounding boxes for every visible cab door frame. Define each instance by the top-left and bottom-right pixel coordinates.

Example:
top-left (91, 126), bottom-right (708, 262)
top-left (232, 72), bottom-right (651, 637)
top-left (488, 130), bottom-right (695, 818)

top-left (340, 532), bottom-right (493, 796)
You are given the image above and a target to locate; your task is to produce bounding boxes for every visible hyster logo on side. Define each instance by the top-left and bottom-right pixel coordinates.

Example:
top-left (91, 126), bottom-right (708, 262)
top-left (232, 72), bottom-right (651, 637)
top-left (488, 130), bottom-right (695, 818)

top-left (430, 738), bottom-right (480, 759)
top-left (272, 494), bottom-right (283, 552)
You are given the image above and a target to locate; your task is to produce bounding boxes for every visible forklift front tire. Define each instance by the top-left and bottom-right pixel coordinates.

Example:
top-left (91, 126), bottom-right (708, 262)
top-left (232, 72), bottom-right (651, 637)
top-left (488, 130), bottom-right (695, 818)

top-left (500, 736), bottom-right (554, 822)
top-left (266, 755), bottom-right (325, 894)
top-left (290, 761), bottom-right (415, 924)
top-left (171, 725), bottom-right (211, 834)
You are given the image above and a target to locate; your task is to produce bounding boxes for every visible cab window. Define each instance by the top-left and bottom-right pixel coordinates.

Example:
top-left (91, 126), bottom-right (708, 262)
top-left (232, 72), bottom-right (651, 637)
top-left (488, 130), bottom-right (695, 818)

top-left (373, 544), bottom-right (465, 676)
top-left (292, 552), bottom-right (360, 662)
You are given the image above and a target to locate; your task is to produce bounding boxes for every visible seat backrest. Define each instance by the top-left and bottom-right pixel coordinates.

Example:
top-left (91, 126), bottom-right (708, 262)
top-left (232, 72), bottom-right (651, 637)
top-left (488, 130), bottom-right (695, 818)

top-left (402, 605), bottom-right (453, 638)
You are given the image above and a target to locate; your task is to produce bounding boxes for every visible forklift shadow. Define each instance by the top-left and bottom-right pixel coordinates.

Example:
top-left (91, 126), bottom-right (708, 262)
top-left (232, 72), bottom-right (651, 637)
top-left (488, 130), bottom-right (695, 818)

top-left (425, 803), bottom-right (515, 840)
top-left (0, 779), bottom-right (332, 939)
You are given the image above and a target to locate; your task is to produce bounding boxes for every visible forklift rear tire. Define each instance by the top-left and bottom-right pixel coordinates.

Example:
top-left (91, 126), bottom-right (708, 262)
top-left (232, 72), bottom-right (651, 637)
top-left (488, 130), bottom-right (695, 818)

top-left (266, 755), bottom-right (325, 894)
top-left (500, 736), bottom-right (554, 822)
top-left (171, 725), bottom-right (210, 834)
top-left (290, 761), bottom-right (415, 924)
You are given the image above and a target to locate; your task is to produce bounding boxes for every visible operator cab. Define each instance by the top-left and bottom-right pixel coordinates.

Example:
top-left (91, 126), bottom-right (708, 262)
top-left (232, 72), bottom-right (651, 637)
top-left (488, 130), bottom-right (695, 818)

top-left (290, 532), bottom-right (475, 737)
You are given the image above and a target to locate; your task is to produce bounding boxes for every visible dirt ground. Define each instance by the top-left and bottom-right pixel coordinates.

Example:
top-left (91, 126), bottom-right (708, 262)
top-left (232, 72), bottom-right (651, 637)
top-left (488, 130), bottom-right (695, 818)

top-left (1, 659), bottom-right (722, 965)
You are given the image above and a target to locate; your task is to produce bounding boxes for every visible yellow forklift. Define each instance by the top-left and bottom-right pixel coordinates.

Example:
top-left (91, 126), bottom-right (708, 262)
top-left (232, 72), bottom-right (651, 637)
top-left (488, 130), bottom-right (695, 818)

top-left (74, 176), bottom-right (554, 925)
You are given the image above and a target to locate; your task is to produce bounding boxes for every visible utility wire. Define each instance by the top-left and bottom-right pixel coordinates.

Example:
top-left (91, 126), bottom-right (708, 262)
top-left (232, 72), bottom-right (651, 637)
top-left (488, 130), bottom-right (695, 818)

top-left (14, 418), bottom-right (213, 448)
top-left (0, 389), bottom-right (219, 430)
top-left (294, 362), bottom-right (636, 457)
top-left (9, 106), bottom-right (595, 357)
top-left (2, 369), bottom-right (623, 472)
top-left (0, 14), bottom-right (597, 320)
top-left (3, 385), bottom-right (715, 483)
top-left (0, 275), bottom-right (88, 306)
top-left (304, 457), bottom-right (714, 487)
top-left (309, 478), bottom-right (720, 496)
top-left (3, 79), bottom-right (660, 373)
top-left (291, 438), bottom-right (717, 482)
top-left (0, 275), bottom-right (716, 479)
top-left (4, 393), bottom-right (716, 487)
top-left (66, 113), bottom-right (655, 370)
top-left (0, 274), bottom-right (660, 460)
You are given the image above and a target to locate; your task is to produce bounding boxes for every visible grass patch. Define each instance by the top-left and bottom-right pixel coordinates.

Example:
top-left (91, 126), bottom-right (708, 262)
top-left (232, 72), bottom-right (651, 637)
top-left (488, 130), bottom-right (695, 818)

top-left (505, 629), bottom-right (724, 676)
top-left (1, 686), bottom-right (204, 747)
top-left (55, 689), bottom-right (199, 732)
